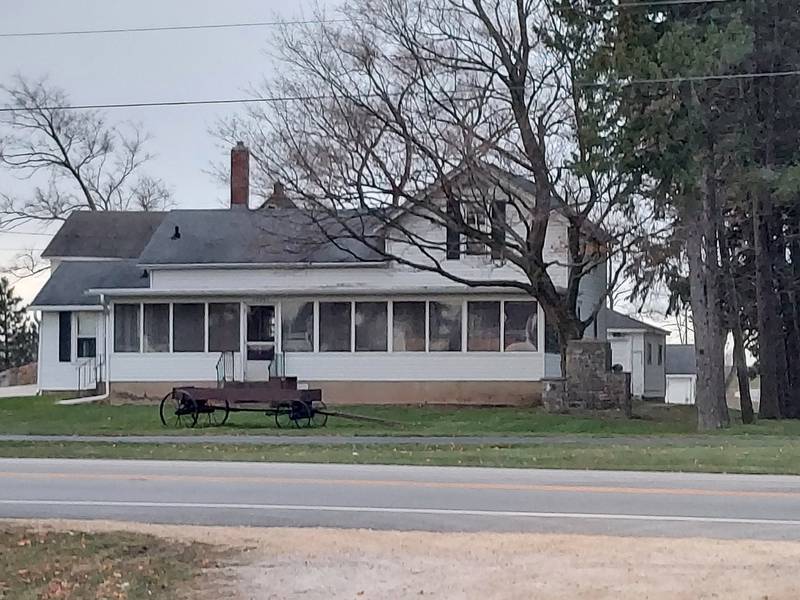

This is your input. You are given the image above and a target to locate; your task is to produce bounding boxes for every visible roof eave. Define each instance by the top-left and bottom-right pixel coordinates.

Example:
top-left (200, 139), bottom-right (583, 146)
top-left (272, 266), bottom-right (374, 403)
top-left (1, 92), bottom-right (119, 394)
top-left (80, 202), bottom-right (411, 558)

top-left (138, 261), bottom-right (389, 270)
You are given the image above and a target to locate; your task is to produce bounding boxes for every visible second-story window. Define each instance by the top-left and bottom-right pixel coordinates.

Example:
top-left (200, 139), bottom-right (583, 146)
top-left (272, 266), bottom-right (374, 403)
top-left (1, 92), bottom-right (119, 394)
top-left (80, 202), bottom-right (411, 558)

top-left (465, 204), bottom-right (490, 255)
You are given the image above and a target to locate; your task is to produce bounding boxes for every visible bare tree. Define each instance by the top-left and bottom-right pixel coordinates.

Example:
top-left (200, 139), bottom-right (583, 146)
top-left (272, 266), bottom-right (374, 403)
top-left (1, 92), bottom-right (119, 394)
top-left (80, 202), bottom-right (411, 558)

top-left (0, 75), bottom-right (172, 230)
top-left (218, 0), bottom-right (654, 365)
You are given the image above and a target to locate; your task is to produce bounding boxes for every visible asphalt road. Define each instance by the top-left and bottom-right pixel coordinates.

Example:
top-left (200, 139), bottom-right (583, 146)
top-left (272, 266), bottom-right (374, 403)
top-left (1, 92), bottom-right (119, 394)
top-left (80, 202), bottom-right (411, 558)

top-left (2, 458), bottom-right (800, 540)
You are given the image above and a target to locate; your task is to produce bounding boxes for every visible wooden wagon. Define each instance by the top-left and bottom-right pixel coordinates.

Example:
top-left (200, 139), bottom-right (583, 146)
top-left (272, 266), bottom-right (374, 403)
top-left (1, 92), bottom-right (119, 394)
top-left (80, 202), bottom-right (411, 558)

top-left (159, 377), bottom-right (328, 429)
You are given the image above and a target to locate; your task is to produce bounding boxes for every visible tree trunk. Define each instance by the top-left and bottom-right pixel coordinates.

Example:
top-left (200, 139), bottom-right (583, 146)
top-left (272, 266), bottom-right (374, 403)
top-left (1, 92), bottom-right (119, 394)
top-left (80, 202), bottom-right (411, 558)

top-left (731, 325), bottom-right (754, 424)
top-left (685, 181), bottom-right (729, 431)
top-left (717, 220), bottom-right (754, 424)
top-left (787, 235), bottom-right (800, 418)
top-left (753, 191), bottom-right (784, 419)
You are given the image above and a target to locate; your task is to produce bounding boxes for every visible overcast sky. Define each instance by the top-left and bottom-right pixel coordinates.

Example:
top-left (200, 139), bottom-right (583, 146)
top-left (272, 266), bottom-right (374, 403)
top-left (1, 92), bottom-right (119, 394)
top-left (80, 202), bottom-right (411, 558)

top-left (1, 0), bottom-right (324, 301)
top-left (0, 1), bottom-right (679, 341)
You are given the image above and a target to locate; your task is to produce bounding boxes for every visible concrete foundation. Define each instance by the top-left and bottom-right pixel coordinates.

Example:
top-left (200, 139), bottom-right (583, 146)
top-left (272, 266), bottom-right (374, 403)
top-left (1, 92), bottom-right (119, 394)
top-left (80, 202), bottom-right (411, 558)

top-left (106, 380), bottom-right (543, 406)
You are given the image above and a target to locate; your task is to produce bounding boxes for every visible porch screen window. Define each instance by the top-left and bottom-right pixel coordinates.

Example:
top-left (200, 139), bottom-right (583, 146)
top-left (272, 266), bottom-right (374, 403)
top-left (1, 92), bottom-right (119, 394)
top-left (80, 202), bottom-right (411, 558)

top-left (429, 301), bottom-right (462, 352)
top-left (114, 304), bottom-right (140, 352)
top-left (208, 303), bottom-right (240, 352)
top-left (504, 301), bottom-right (538, 352)
top-left (173, 303), bottom-right (205, 352)
top-left (355, 302), bottom-right (387, 352)
top-left (281, 301), bottom-right (314, 352)
top-left (77, 313), bottom-right (97, 358)
top-left (319, 302), bottom-right (351, 352)
top-left (144, 304), bottom-right (170, 352)
top-left (467, 301), bottom-right (500, 351)
top-left (392, 302), bottom-right (425, 352)
top-left (647, 342), bottom-right (653, 365)
top-left (58, 311), bottom-right (71, 362)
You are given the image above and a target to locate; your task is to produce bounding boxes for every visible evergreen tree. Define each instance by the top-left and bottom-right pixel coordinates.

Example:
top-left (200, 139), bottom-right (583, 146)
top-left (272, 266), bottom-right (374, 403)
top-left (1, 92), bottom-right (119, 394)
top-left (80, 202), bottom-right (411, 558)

top-left (0, 277), bottom-right (36, 370)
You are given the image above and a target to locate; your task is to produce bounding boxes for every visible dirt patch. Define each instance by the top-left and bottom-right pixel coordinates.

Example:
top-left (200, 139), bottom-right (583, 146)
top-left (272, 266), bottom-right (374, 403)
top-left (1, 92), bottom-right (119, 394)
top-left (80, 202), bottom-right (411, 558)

top-left (6, 519), bottom-right (800, 599)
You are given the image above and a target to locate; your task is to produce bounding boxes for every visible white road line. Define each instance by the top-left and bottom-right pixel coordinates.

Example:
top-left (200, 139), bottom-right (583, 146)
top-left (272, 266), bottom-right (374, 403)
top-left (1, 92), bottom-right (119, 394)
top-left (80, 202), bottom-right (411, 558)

top-left (1, 499), bottom-right (799, 526)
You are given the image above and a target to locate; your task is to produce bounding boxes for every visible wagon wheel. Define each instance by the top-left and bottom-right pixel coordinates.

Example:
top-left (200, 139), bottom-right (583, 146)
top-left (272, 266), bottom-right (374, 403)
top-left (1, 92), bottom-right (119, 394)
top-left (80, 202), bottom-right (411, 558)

top-left (274, 406), bottom-right (293, 429)
top-left (309, 400), bottom-right (328, 428)
top-left (275, 401), bottom-right (311, 429)
top-left (206, 398), bottom-right (230, 427)
top-left (159, 390), bottom-right (198, 428)
top-left (292, 401), bottom-right (312, 428)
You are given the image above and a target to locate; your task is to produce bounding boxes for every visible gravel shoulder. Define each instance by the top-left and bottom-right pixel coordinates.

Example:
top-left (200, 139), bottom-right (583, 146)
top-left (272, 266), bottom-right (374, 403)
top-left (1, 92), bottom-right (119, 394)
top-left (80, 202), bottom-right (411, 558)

top-left (7, 519), bottom-right (800, 599)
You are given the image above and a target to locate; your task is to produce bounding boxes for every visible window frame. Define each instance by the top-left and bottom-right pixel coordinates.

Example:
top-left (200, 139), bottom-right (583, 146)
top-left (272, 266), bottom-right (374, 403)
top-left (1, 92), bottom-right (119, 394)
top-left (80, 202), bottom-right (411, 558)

top-left (172, 302), bottom-right (206, 353)
top-left (466, 300), bottom-right (501, 352)
top-left (76, 312), bottom-right (97, 359)
top-left (319, 301), bottom-right (353, 353)
top-left (113, 303), bottom-right (141, 353)
top-left (281, 300), bottom-right (316, 353)
top-left (392, 301), bottom-right (427, 353)
top-left (354, 301), bottom-right (388, 352)
top-left (143, 303), bottom-right (170, 353)
top-left (502, 300), bottom-right (539, 352)
top-left (428, 299), bottom-right (463, 352)
top-left (207, 302), bottom-right (241, 353)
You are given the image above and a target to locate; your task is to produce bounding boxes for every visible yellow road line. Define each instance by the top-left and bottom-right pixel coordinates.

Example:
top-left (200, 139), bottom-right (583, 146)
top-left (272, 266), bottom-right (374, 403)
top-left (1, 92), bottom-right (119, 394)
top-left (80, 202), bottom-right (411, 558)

top-left (0, 471), bottom-right (796, 499)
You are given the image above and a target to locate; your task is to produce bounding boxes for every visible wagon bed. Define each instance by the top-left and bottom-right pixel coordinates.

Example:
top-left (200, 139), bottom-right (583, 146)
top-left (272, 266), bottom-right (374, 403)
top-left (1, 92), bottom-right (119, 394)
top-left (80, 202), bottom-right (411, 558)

top-left (159, 378), bottom-right (327, 429)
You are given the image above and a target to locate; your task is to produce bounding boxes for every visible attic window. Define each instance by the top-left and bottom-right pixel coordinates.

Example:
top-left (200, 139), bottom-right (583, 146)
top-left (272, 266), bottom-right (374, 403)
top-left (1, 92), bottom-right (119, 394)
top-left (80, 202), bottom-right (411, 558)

top-left (465, 205), bottom-right (490, 255)
top-left (171, 226), bottom-right (181, 240)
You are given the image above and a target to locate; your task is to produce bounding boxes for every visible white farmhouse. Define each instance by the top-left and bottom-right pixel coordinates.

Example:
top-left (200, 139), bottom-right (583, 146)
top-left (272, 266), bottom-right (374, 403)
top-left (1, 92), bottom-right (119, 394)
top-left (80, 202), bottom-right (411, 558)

top-left (30, 145), bottom-right (609, 405)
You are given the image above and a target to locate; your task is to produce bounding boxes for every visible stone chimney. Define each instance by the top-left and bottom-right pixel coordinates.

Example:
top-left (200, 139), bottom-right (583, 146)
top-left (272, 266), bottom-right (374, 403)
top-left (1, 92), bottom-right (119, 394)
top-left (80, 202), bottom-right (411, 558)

top-left (230, 142), bottom-right (250, 209)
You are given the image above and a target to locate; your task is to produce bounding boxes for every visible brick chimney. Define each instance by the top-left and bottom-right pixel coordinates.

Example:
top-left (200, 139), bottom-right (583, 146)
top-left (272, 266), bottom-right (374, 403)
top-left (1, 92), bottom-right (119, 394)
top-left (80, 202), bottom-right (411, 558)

top-left (230, 141), bottom-right (250, 209)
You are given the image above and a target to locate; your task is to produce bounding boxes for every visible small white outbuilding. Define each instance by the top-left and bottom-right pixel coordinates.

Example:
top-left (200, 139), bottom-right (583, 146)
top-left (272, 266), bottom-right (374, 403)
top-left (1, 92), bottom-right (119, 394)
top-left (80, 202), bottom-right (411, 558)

top-left (664, 344), bottom-right (697, 405)
top-left (605, 309), bottom-right (668, 401)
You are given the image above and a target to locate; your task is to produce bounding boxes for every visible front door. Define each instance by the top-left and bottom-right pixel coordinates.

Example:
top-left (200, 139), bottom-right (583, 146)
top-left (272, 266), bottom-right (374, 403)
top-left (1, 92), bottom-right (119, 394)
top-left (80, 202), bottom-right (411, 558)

top-left (245, 304), bottom-right (276, 381)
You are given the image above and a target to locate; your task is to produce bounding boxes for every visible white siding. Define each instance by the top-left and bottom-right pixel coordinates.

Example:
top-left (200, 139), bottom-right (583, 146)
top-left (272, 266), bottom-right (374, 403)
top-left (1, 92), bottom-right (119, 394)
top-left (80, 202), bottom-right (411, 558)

top-left (578, 262), bottom-right (608, 340)
top-left (384, 209), bottom-right (571, 289)
top-left (110, 352), bottom-right (243, 383)
top-left (150, 265), bottom-right (533, 295)
top-left (544, 353), bottom-right (562, 377)
top-left (609, 335), bottom-right (632, 372)
top-left (609, 330), bottom-right (666, 399)
top-left (643, 333), bottom-right (667, 398)
top-left (285, 353), bottom-right (543, 382)
top-left (666, 375), bottom-right (696, 405)
top-left (38, 310), bottom-right (104, 391)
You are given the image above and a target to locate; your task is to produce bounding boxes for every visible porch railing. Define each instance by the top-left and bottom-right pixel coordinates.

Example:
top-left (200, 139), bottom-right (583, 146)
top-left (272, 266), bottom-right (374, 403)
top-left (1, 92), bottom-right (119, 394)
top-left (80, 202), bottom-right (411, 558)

top-left (269, 351), bottom-right (286, 379)
top-left (215, 351), bottom-right (235, 387)
top-left (76, 356), bottom-right (102, 393)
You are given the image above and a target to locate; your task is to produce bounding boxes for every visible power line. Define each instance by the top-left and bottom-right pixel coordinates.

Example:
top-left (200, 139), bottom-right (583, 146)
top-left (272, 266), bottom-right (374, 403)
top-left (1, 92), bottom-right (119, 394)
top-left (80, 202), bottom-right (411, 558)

top-left (0, 18), bottom-right (347, 39)
top-left (0, 93), bottom-right (331, 113)
top-left (1, 68), bottom-right (798, 113)
top-left (579, 69), bottom-right (800, 87)
top-left (603, 0), bottom-right (734, 7)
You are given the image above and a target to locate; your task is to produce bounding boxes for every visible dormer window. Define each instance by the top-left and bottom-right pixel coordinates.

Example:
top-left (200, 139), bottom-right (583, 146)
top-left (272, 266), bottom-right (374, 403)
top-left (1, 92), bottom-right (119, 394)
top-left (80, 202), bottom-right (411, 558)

top-left (465, 204), bottom-right (490, 255)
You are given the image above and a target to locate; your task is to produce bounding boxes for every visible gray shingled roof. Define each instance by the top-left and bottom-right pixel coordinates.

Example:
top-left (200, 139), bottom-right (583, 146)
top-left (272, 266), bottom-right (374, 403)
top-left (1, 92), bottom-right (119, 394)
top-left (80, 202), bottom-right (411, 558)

top-left (665, 344), bottom-right (697, 375)
top-left (31, 261), bottom-right (149, 307)
top-left (603, 308), bottom-right (669, 334)
top-left (41, 211), bottom-right (166, 259)
top-left (137, 209), bottom-right (384, 265)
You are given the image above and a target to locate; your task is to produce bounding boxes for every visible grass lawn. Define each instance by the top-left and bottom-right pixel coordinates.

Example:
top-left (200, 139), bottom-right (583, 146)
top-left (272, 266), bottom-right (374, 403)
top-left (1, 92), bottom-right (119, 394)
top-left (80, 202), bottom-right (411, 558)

top-left (1, 436), bottom-right (800, 474)
top-left (1, 394), bottom-right (789, 437)
top-left (0, 525), bottom-right (215, 600)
